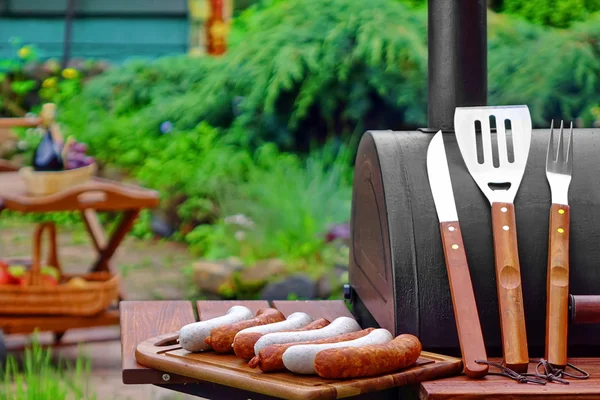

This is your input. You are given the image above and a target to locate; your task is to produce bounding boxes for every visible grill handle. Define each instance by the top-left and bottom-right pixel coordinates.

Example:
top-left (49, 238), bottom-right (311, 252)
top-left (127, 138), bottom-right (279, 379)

top-left (571, 295), bottom-right (600, 324)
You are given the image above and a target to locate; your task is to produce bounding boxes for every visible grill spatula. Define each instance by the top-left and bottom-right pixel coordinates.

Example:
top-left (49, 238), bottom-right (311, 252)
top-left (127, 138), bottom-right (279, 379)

top-left (454, 105), bottom-right (532, 373)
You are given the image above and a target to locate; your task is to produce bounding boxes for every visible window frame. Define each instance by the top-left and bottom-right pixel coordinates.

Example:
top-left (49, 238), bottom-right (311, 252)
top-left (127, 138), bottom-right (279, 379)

top-left (2, 0), bottom-right (188, 18)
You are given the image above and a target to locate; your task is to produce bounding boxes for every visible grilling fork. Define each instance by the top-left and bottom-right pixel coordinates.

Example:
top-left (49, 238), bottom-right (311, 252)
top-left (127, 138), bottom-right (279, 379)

top-left (545, 120), bottom-right (573, 369)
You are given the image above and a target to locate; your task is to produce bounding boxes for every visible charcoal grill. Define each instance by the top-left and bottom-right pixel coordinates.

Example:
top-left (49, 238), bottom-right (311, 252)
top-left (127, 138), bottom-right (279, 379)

top-left (344, 0), bottom-right (600, 359)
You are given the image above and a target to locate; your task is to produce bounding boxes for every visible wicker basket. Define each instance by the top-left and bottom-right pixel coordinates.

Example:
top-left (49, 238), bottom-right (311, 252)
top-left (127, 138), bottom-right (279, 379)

top-left (0, 222), bottom-right (119, 316)
top-left (19, 162), bottom-right (97, 197)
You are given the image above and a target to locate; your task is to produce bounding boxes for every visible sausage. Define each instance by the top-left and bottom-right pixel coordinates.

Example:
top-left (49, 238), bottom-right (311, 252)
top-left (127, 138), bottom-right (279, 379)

top-left (205, 308), bottom-right (285, 353)
top-left (234, 317), bottom-right (330, 360)
top-left (253, 316), bottom-right (361, 355)
top-left (248, 328), bottom-right (375, 372)
top-left (232, 312), bottom-right (314, 359)
top-left (288, 318), bottom-right (330, 331)
top-left (282, 329), bottom-right (393, 374)
top-left (179, 305), bottom-right (254, 352)
top-left (314, 333), bottom-right (422, 379)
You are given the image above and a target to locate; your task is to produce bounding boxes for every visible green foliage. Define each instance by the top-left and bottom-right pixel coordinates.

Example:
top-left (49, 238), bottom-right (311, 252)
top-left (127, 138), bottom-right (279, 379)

top-left (488, 13), bottom-right (600, 125)
top-left (62, 0), bottom-right (428, 153)
top-left (502, 0), bottom-right (600, 28)
top-left (134, 123), bottom-right (253, 225)
top-left (216, 0), bottom-right (428, 149)
top-left (185, 142), bottom-right (353, 271)
top-left (1, 335), bottom-right (96, 400)
top-left (0, 38), bottom-right (108, 117)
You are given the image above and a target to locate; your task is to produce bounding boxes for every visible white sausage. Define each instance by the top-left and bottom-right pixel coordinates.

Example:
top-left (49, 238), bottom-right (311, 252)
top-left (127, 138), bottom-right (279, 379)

top-left (282, 328), bottom-right (393, 374)
top-left (234, 312), bottom-right (313, 339)
top-left (253, 316), bottom-right (361, 355)
top-left (179, 306), bottom-right (254, 352)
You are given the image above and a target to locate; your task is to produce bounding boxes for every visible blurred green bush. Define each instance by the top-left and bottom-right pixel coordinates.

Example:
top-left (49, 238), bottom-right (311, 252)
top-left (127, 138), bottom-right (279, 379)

top-left (488, 12), bottom-right (600, 126)
top-left (396, 0), bottom-right (600, 28)
top-left (61, 0), bottom-right (428, 153)
top-left (500, 0), bottom-right (600, 28)
top-left (0, 38), bottom-right (108, 118)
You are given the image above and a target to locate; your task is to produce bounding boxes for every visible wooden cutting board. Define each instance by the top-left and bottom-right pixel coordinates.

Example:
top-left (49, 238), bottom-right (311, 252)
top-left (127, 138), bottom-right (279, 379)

top-left (136, 332), bottom-right (463, 400)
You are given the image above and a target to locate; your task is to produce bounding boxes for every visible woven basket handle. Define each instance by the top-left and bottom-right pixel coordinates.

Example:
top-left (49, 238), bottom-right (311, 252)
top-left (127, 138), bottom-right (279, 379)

top-left (28, 222), bottom-right (62, 286)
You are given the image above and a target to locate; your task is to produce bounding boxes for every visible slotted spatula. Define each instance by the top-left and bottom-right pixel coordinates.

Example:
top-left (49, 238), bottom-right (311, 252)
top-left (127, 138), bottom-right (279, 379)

top-left (454, 105), bottom-right (532, 373)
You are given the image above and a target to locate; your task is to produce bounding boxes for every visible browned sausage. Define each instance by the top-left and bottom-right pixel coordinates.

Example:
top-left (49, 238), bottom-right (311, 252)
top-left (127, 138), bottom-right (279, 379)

top-left (205, 308), bottom-right (285, 353)
top-left (233, 318), bottom-right (331, 359)
top-left (248, 328), bottom-right (375, 372)
top-left (313, 333), bottom-right (422, 379)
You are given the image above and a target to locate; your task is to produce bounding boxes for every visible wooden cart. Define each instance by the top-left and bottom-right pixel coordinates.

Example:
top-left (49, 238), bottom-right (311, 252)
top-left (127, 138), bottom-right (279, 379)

top-left (0, 163), bottom-right (159, 354)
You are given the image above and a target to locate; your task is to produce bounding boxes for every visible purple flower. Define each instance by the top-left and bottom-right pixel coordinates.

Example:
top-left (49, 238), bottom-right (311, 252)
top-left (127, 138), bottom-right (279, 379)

top-left (160, 121), bottom-right (173, 134)
top-left (325, 222), bottom-right (350, 243)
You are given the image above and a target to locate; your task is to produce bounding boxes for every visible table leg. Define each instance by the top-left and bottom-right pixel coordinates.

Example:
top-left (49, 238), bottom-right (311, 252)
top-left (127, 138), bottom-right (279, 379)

top-left (82, 208), bottom-right (140, 300)
top-left (81, 209), bottom-right (107, 253)
top-left (90, 209), bottom-right (140, 273)
top-left (81, 209), bottom-right (140, 273)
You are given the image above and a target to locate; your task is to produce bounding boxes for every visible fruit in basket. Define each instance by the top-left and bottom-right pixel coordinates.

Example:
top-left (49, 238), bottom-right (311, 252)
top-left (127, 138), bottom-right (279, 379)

top-left (41, 265), bottom-right (60, 279)
top-left (67, 277), bottom-right (87, 288)
top-left (41, 265), bottom-right (60, 286)
top-left (7, 265), bottom-right (27, 285)
top-left (42, 275), bottom-right (58, 287)
top-left (64, 139), bottom-right (95, 170)
top-left (0, 261), bottom-right (11, 285)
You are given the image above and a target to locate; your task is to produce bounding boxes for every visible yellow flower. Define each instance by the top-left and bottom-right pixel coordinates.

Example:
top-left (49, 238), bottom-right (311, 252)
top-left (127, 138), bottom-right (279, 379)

top-left (61, 68), bottom-right (79, 80)
top-left (18, 46), bottom-right (32, 59)
top-left (42, 77), bottom-right (58, 88)
top-left (210, 21), bottom-right (230, 39)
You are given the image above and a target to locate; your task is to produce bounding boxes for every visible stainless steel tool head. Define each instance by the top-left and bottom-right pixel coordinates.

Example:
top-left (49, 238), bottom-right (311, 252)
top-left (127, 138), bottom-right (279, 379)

top-left (454, 105), bottom-right (532, 205)
top-left (426, 131), bottom-right (459, 223)
top-left (545, 120), bottom-right (573, 205)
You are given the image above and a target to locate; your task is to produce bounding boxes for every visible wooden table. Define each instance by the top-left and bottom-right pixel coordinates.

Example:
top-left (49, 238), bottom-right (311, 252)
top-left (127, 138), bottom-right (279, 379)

top-left (121, 299), bottom-right (450, 400)
top-left (0, 170), bottom-right (159, 341)
top-left (420, 358), bottom-right (600, 399)
top-left (122, 300), bottom-right (600, 400)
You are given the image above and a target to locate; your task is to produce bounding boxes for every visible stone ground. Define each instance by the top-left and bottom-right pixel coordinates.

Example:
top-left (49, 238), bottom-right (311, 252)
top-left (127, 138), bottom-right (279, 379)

top-left (1, 219), bottom-right (202, 399)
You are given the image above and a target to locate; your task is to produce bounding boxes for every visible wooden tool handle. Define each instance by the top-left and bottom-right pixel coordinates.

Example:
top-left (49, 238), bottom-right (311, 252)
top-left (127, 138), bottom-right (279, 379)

top-left (491, 202), bottom-right (529, 373)
top-left (545, 204), bottom-right (570, 368)
top-left (571, 295), bottom-right (600, 324)
top-left (440, 222), bottom-right (488, 378)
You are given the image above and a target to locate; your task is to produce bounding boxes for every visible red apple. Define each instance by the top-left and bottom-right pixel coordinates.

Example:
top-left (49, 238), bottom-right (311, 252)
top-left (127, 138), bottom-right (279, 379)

top-left (41, 265), bottom-right (60, 279)
top-left (7, 265), bottom-right (28, 285)
top-left (0, 266), bottom-right (11, 285)
top-left (42, 274), bottom-right (58, 287)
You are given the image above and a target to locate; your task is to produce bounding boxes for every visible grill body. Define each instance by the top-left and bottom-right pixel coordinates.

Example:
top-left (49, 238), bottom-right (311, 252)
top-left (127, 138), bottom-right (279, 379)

top-left (347, 129), bottom-right (600, 358)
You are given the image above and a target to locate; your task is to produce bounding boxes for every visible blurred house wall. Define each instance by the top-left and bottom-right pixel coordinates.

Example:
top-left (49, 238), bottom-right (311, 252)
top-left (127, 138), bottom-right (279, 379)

top-left (0, 0), bottom-right (189, 63)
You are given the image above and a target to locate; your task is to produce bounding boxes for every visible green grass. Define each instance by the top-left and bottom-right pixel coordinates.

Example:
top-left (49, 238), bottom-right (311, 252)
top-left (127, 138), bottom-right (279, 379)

top-left (0, 335), bottom-right (96, 400)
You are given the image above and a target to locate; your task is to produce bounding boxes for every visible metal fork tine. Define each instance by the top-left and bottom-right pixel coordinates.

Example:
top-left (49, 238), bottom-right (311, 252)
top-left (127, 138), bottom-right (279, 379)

top-left (567, 121), bottom-right (574, 165)
top-left (557, 120), bottom-right (565, 163)
top-left (547, 120), bottom-right (555, 166)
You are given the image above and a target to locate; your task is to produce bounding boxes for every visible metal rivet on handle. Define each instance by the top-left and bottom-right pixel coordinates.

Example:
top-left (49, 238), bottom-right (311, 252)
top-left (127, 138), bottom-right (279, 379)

top-left (501, 207), bottom-right (507, 212)
top-left (452, 244), bottom-right (459, 250)
top-left (558, 209), bottom-right (565, 215)
top-left (503, 226), bottom-right (509, 231)
top-left (162, 374), bottom-right (170, 381)
top-left (558, 228), bottom-right (564, 234)
top-left (448, 226), bottom-right (455, 231)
